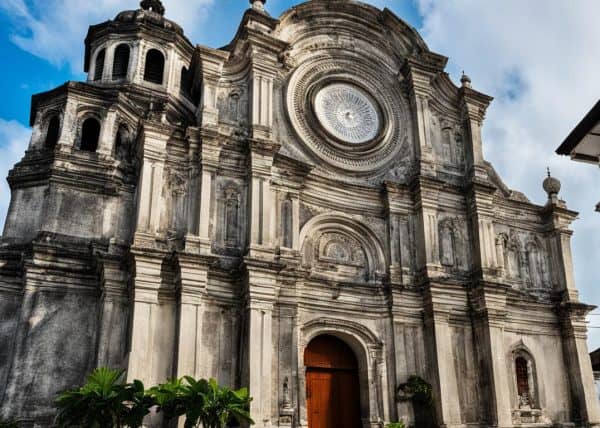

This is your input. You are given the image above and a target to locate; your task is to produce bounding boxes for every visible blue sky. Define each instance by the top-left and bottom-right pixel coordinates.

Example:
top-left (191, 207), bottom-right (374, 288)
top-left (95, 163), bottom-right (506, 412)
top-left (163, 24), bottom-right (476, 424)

top-left (1, 0), bottom-right (600, 347)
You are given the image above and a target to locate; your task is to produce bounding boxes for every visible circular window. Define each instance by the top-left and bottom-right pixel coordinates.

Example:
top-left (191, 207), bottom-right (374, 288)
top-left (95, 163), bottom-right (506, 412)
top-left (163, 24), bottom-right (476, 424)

top-left (313, 83), bottom-right (380, 144)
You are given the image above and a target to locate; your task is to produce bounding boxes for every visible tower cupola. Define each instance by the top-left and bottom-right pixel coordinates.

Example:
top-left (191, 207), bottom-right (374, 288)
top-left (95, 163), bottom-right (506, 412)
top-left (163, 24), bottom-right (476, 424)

top-left (83, 0), bottom-right (193, 101)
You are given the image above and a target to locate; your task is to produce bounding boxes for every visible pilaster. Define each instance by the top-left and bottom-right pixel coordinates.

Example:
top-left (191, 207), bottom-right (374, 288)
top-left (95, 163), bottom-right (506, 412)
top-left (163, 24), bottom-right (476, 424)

top-left (244, 26), bottom-right (287, 141)
top-left (192, 46), bottom-right (229, 127)
top-left (184, 127), bottom-right (222, 255)
top-left (469, 282), bottom-right (513, 427)
top-left (243, 258), bottom-right (280, 428)
top-left (271, 153), bottom-right (313, 257)
top-left (173, 253), bottom-right (213, 378)
top-left (545, 200), bottom-right (600, 425)
top-left (247, 138), bottom-right (281, 260)
top-left (133, 120), bottom-right (170, 247)
top-left (96, 248), bottom-right (130, 369)
top-left (558, 302), bottom-right (600, 426)
top-left (423, 284), bottom-right (462, 427)
top-left (411, 176), bottom-right (442, 277)
top-left (401, 54), bottom-right (447, 174)
top-left (384, 181), bottom-right (414, 286)
top-left (466, 180), bottom-right (499, 281)
top-left (459, 81), bottom-right (493, 179)
top-left (127, 249), bottom-right (176, 387)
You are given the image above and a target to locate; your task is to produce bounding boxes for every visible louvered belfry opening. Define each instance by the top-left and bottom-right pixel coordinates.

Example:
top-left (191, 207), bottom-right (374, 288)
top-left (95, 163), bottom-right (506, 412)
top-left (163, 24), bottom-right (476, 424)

top-left (80, 118), bottom-right (101, 152)
top-left (144, 49), bottom-right (165, 84)
top-left (44, 116), bottom-right (60, 150)
top-left (93, 49), bottom-right (105, 81)
top-left (112, 44), bottom-right (130, 80)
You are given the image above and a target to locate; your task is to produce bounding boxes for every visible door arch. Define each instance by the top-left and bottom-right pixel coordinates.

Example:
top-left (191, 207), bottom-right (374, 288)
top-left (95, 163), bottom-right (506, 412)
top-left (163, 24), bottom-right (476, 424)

top-left (305, 335), bottom-right (362, 428)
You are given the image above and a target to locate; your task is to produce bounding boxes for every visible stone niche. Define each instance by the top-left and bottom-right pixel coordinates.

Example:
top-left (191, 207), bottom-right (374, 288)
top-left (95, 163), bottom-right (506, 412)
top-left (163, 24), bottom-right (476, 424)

top-left (300, 214), bottom-right (385, 284)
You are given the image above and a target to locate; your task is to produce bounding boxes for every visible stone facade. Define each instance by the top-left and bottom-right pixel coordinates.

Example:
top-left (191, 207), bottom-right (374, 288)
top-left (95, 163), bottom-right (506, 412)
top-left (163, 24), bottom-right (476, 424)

top-left (1, 0), bottom-right (599, 427)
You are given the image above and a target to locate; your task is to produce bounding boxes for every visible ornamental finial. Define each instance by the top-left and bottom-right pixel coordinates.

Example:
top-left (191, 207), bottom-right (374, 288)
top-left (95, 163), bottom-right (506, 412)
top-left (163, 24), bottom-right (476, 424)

top-left (250, 0), bottom-right (266, 11)
top-left (140, 0), bottom-right (165, 16)
top-left (460, 71), bottom-right (472, 88)
top-left (543, 167), bottom-right (561, 202)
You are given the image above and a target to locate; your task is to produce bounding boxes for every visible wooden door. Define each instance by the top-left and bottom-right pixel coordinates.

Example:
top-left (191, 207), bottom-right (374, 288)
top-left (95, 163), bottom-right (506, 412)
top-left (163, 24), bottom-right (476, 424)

top-left (305, 335), bottom-right (361, 428)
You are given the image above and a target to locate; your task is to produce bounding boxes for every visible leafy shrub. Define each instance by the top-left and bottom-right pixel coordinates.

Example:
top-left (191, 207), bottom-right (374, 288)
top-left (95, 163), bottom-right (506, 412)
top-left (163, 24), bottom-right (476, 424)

top-left (0, 420), bottom-right (18, 428)
top-left (55, 368), bottom-right (152, 428)
top-left (400, 375), bottom-right (434, 407)
top-left (386, 422), bottom-right (406, 428)
top-left (55, 369), bottom-right (253, 428)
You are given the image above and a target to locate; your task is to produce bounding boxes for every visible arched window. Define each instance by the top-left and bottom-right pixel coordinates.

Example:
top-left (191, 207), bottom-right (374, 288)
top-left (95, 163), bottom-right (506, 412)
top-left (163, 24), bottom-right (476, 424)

top-left (112, 44), bottom-right (130, 80)
top-left (144, 49), bottom-right (165, 84)
top-left (44, 116), bottom-right (60, 150)
top-left (114, 125), bottom-right (130, 161)
top-left (80, 118), bottom-right (101, 152)
top-left (515, 356), bottom-right (531, 407)
top-left (94, 48), bottom-right (105, 81)
top-left (180, 67), bottom-right (191, 97)
top-left (281, 198), bottom-right (293, 248)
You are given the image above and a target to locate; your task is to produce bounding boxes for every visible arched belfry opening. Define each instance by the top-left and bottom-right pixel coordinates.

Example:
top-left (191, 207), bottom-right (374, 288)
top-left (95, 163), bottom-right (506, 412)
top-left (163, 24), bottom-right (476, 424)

top-left (304, 335), bottom-right (362, 428)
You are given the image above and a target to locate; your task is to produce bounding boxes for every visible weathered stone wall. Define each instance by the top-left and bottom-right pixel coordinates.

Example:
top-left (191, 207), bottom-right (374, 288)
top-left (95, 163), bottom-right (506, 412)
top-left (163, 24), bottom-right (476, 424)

top-left (1, 1), bottom-right (599, 427)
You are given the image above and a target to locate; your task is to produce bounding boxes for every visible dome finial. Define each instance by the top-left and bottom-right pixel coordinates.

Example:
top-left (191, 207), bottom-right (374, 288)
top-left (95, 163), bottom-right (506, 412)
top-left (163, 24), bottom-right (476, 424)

top-left (543, 167), bottom-right (561, 203)
top-left (249, 0), bottom-right (266, 11)
top-left (140, 0), bottom-right (165, 16)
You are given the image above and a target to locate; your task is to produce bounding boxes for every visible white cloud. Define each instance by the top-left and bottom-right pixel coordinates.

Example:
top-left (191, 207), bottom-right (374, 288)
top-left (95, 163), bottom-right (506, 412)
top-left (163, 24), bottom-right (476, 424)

top-left (0, 119), bottom-right (31, 233)
top-left (415, 0), bottom-right (600, 347)
top-left (0, 0), bottom-right (213, 73)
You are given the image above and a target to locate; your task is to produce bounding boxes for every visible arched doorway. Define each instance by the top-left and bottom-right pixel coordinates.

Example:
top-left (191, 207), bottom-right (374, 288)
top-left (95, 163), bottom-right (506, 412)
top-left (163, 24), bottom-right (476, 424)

top-left (304, 335), bottom-right (361, 428)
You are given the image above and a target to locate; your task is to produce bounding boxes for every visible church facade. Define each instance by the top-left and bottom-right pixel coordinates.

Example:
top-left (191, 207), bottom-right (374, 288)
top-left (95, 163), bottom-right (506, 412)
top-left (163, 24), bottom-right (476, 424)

top-left (1, 0), bottom-right (599, 427)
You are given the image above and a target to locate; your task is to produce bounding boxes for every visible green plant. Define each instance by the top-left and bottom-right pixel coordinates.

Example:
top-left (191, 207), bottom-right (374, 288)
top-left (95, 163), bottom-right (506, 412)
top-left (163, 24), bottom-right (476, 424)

top-left (185, 378), bottom-right (254, 428)
top-left (55, 368), bottom-right (153, 428)
top-left (386, 422), bottom-right (406, 428)
top-left (399, 375), bottom-right (434, 407)
top-left (148, 378), bottom-right (188, 423)
top-left (0, 420), bottom-right (18, 428)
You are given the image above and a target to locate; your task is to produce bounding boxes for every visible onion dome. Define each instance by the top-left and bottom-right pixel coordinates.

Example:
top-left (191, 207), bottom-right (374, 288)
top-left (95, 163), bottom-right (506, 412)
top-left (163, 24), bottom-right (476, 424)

top-left (543, 167), bottom-right (561, 198)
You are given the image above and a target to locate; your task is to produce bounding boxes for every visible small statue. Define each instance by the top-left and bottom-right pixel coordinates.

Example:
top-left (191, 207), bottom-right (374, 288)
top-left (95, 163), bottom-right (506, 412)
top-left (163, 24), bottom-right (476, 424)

top-left (140, 0), bottom-right (165, 16)
top-left (282, 377), bottom-right (291, 409)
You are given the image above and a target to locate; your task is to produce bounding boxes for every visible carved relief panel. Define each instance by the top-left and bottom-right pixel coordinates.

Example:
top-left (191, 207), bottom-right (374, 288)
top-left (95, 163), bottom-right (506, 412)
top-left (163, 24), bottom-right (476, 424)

top-left (213, 178), bottom-right (246, 255)
top-left (217, 86), bottom-right (248, 126)
top-left (495, 228), bottom-right (552, 292)
top-left (437, 215), bottom-right (469, 272)
top-left (430, 113), bottom-right (465, 171)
